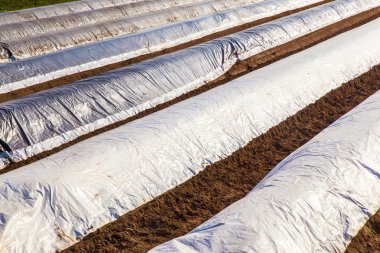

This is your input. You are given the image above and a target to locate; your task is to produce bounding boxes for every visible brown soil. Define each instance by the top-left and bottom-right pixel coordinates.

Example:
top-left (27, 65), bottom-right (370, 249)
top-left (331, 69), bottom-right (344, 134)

top-left (2, 6), bottom-right (380, 176)
top-left (346, 211), bottom-right (380, 253)
top-left (0, 0), bottom-right (332, 103)
top-left (62, 63), bottom-right (380, 253)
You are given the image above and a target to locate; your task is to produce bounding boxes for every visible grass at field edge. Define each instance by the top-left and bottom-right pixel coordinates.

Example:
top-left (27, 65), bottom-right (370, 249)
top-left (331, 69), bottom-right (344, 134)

top-left (0, 0), bottom-right (77, 12)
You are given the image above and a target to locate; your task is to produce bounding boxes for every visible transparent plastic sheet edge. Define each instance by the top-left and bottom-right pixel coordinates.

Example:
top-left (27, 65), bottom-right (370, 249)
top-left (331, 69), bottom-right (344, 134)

top-left (0, 17), bottom-right (379, 253)
top-left (0, 0), bottom-right (378, 169)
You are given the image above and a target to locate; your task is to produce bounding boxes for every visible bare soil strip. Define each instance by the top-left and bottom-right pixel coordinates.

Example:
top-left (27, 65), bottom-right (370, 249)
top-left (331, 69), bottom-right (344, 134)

top-left (347, 208), bottom-right (380, 252)
top-left (0, 0), bottom-right (332, 103)
top-left (62, 63), bottom-right (380, 253)
top-left (2, 7), bottom-right (379, 176)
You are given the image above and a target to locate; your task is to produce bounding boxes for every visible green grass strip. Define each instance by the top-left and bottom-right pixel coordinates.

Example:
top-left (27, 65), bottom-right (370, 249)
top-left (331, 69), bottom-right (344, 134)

top-left (0, 0), bottom-right (77, 12)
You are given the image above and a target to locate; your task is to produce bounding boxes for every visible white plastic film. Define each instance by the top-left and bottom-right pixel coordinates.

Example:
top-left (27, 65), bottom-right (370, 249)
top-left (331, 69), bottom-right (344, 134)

top-left (0, 0), bottom-right (255, 42)
top-left (0, 16), bottom-right (379, 252)
top-left (0, 0), bottom-right (378, 169)
top-left (0, 0), bottom-right (324, 85)
top-left (151, 69), bottom-right (380, 253)
top-left (1, 0), bottom-right (317, 60)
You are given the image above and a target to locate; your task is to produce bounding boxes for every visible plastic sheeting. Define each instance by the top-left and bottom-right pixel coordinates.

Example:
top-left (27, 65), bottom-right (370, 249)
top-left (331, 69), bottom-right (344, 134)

top-left (0, 0), bottom-right (324, 87)
top-left (0, 17), bottom-right (379, 253)
top-left (0, 0), bottom-right (378, 169)
top-left (150, 76), bottom-right (380, 253)
top-left (0, 0), bottom-right (146, 25)
top-left (0, 0), bottom-right (209, 41)
top-left (0, 0), bottom-right (319, 60)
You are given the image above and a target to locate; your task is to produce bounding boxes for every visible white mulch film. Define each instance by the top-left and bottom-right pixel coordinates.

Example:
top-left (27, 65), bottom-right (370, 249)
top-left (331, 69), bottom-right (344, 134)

top-left (0, 0), bottom-right (268, 42)
top-left (150, 65), bottom-right (380, 253)
top-left (0, 0), bottom-right (320, 67)
top-left (0, 0), bottom-right (378, 169)
top-left (1, 0), bottom-right (321, 60)
top-left (0, 0), bottom-right (209, 41)
top-left (0, 16), bottom-right (379, 253)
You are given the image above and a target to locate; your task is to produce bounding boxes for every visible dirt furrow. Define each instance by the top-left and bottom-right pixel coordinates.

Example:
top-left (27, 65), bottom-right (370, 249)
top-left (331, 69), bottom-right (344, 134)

top-left (2, 7), bottom-right (379, 176)
top-left (62, 63), bottom-right (380, 253)
top-left (0, 0), bottom-right (332, 103)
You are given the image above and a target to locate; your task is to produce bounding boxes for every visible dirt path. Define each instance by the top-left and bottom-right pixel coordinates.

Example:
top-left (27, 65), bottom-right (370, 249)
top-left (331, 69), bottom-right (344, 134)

top-left (62, 63), bottom-right (380, 253)
top-left (2, 6), bottom-right (379, 176)
top-left (0, 0), bottom-right (332, 103)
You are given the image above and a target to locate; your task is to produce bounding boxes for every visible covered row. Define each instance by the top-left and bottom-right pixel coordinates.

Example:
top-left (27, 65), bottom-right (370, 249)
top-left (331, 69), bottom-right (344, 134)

top-left (0, 0), bottom-right (146, 25)
top-left (0, 0), bottom-right (323, 60)
top-left (0, 0), bottom-right (324, 82)
top-left (0, 17), bottom-right (378, 252)
top-left (0, 0), bottom-right (378, 169)
top-left (0, 0), bottom-right (208, 41)
top-left (151, 74), bottom-right (380, 253)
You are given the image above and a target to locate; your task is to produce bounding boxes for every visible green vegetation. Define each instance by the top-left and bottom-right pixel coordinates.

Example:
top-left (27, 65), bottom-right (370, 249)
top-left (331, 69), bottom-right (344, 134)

top-left (0, 0), bottom-right (77, 12)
